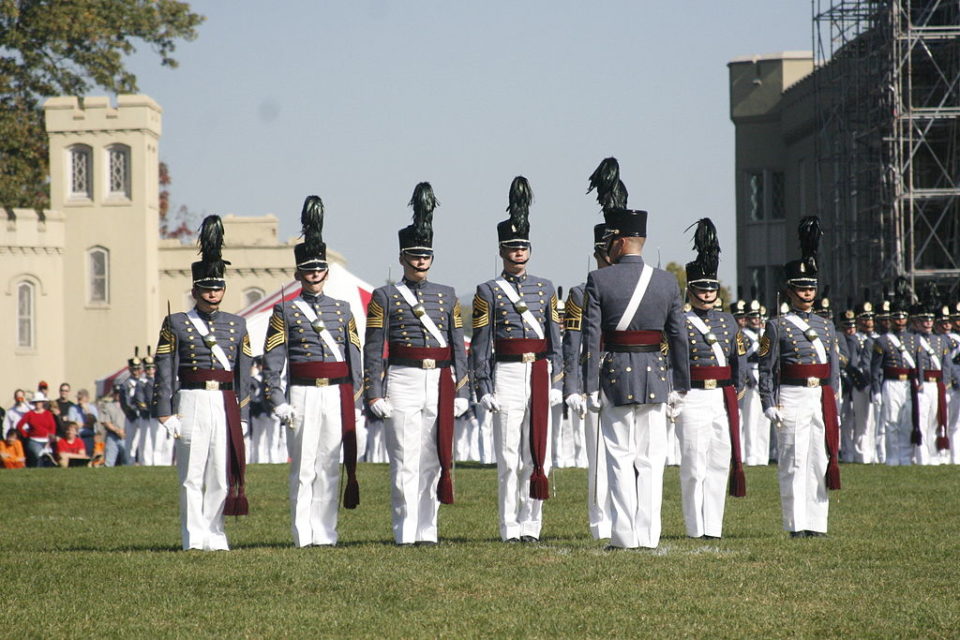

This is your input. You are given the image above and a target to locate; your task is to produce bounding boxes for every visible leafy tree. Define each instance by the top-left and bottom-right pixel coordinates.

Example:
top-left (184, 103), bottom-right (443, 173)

top-left (158, 161), bottom-right (197, 241)
top-left (665, 261), bottom-right (733, 309)
top-left (0, 0), bottom-right (203, 210)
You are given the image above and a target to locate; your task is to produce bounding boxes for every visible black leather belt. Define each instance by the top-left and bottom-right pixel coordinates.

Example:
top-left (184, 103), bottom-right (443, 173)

top-left (495, 352), bottom-right (548, 363)
top-left (690, 379), bottom-right (734, 389)
top-left (180, 380), bottom-right (234, 391)
top-left (291, 376), bottom-right (351, 387)
top-left (388, 357), bottom-right (452, 370)
top-left (605, 344), bottom-right (661, 353)
top-left (781, 377), bottom-right (828, 388)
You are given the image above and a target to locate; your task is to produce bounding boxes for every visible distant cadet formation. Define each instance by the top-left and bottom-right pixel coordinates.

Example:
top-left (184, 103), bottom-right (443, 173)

top-left (143, 157), bottom-right (958, 551)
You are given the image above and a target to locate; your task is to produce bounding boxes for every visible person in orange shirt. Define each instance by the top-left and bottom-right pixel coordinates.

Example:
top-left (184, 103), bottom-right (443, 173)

top-left (0, 429), bottom-right (26, 469)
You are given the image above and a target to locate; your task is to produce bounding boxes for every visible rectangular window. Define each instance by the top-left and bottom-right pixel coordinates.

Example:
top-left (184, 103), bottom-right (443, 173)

top-left (70, 147), bottom-right (92, 198)
top-left (770, 172), bottom-right (785, 219)
top-left (748, 267), bottom-right (766, 305)
top-left (88, 248), bottom-right (109, 304)
top-left (18, 282), bottom-right (34, 348)
top-left (108, 146), bottom-right (130, 197)
top-left (747, 172), bottom-right (764, 221)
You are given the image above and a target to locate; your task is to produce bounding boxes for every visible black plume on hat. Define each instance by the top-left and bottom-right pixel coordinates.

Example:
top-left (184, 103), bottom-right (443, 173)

top-left (587, 157), bottom-right (628, 211)
top-left (192, 215), bottom-right (230, 288)
top-left (497, 176), bottom-right (533, 247)
top-left (684, 218), bottom-right (720, 290)
top-left (398, 182), bottom-right (437, 255)
top-left (295, 195), bottom-right (327, 269)
top-left (798, 216), bottom-right (822, 274)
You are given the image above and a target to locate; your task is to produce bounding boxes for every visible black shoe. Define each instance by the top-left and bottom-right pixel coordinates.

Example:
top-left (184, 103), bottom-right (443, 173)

top-left (415, 541), bottom-right (438, 547)
top-left (396, 542), bottom-right (414, 547)
top-left (520, 535), bottom-right (539, 543)
top-left (789, 531), bottom-right (808, 539)
top-left (504, 537), bottom-right (520, 544)
top-left (603, 544), bottom-right (627, 551)
top-left (703, 535), bottom-right (721, 540)
top-left (804, 530), bottom-right (827, 538)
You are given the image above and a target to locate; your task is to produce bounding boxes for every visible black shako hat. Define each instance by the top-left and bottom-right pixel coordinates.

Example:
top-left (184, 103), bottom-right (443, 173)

top-left (398, 182), bottom-right (437, 257)
top-left (587, 157), bottom-right (647, 238)
top-left (294, 195), bottom-right (327, 271)
top-left (593, 223), bottom-right (608, 248)
top-left (684, 218), bottom-right (720, 291)
top-left (497, 176), bottom-right (533, 248)
top-left (784, 216), bottom-right (821, 287)
top-left (191, 215), bottom-right (230, 289)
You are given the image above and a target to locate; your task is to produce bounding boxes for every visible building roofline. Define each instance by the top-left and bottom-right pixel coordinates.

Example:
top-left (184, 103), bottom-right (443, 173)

top-left (727, 51), bottom-right (813, 66)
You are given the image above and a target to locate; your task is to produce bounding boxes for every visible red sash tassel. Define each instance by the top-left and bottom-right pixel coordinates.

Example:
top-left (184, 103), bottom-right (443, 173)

top-left (782, 363), bottom-right (841, 490)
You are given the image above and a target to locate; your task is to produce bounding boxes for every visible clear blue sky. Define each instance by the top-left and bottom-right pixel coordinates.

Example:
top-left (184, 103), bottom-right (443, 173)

top-left (128, 1), bottom-right (813, 299)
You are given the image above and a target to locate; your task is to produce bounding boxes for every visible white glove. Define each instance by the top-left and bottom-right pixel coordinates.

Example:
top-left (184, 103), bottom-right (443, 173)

top-left (666, 391), bottom-right (684, 421)
top-left (764, 407), bottom-right (783, 426)
top-left (565, 394), bottom-right (586, 417)
top-left (370, 398), bottom-right (392, 419)
top-left (587, 392), bottom-right (602, 413)
top-left (454, 397), bottom-right (469, 417)
top-left (549, 388), bottom-right (563, 407)
top-left (480, 393), bottom-right (501, 413)
top-left (273, 402), bottom-right (296, 424)
top-left (161, 415), bottom-right (181, 439)
top-left (241, 421), bottom-right (248, 438)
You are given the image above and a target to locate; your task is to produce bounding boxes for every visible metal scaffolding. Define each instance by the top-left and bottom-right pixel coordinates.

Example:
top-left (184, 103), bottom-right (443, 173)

top-left (813, 0), bottom-right (960, 300)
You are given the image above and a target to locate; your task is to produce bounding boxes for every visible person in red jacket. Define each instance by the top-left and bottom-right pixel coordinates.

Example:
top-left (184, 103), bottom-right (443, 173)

top-left (56, 422), bottom-right (90, 468)
top-left (17, 392), bottom-right (57, 467)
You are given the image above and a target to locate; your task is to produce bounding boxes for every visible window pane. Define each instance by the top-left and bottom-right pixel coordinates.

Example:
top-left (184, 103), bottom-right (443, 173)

top-left (108, 147), bottom-right (129, 196)
top-left (770, 172), bottom-right (785, 219)
top-left (747, 172), bottom-right (764, 221)
top-left (18, 282), bottom-right (33, 348)
top-left (71, 147), bottom-right (91, 197)
top-left (89, 249), bottom-right (108, 303)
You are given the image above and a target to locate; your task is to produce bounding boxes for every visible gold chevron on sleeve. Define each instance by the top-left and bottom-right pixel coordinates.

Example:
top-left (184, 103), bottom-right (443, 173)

top-left (453, 300), bottom-right (463, 329)
top-left (564, 296), bottom-right (582, 332)
top-left (736, 331), bottom-right (747, 356)
top-left (348, 317), bottom-right (361, 349)
top-left (366, 299), bottom-right (384, 329)
top-left (264, 310), bottom-right (286, 352)
top-left (472, 294), bottom-right (489, 329)
top-left (759, 335), bottom-right (771, 358)
top-left (241, 333), bottom-right (253, 357)
top-left (456, 375), bottom-right (469, 391)
top-left (156, 319), bottom-right (176, 355)
top-left (239, 395), bottom-right (250, 408)
top-left (550, 294), bottom-right (561, 324)
top-left (552, 371), bottom-right (564, 384)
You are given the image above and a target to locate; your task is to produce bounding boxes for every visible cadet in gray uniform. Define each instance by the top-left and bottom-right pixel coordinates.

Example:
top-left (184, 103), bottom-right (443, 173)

top-left (758, 216), bottom-right (841, 538)
top-left (580, 158), bottom-right (689, 550)
top-left (740, 294), bottom-right (768, 465)
top-left (262, 196), bottom-right (362, 547)
top-left (563, 223), bottom-right (613, 541)
top-left (851, 297), bottom-right (879, 463)
top-left (472, 176), bottom-right (563, 543)
top-left (153, 215), bottom-right (252, 551)
top-left (676, 218), bottom-right (747, 540)
top-left (364, 183), bottom-right (470, 546)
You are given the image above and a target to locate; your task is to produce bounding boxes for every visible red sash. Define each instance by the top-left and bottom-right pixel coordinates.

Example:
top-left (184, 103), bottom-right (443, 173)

top-left (781, 363), bottom-right (840, 490)
top-left (179, 368), bottom-right (248, 515)
top-left (496, 338), bottom-right (550, 500)
top-left (390, 344), bottom-right (456, 504)
top-left (602, 330), bottom-right (663, 346)
top-left (290, 361), bottom-right (359, 508)
top-left (691, 366), bottom-right (745, 497)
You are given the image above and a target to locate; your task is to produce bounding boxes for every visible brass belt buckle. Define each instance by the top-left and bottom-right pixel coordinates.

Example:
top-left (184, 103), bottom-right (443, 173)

top-left (521, 352), bottom-right (536, 364)
top-left (204, 380), bottom-right (220, 391)
top-left (422, 358), bottom-right (436, 370)
top-left (703, 379), bottom-right (717, 390)
top-left (315, 378), bottom-right (329, 387)
top-left (898, 374), bottom-right (908, 381)
top-left (806, 377), bottom-right (819, 388)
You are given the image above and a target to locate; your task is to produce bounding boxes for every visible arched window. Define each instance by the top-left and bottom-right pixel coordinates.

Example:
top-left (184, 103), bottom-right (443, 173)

top-left (106, 144), bottom-right (131, 198)
top-left (88, 247), bottom-right (109, 304)
top-left (17, 281), bottom-right (35, 348)
top-left (69, 145), bottom-right (93, 199)
top-left (243, 287), bottom-right (265, 307)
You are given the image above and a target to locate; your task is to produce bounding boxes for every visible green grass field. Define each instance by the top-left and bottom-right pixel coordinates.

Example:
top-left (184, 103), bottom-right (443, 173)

top-left (3, 461), bottom-right (958, 638)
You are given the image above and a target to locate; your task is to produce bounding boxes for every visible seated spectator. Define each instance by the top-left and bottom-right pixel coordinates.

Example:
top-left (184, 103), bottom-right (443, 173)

top-left (90, 433), bottom-right (106, 467)
top-left (75, 389), bottom-right (99, 455)
top-left (3, 389), bottom-right (31, 436)
top-left (98, 385), bottom-right (128, 467)
top-left (56, 422), bottom-right (90, 468)
top-left (0, 429), bottom-right (26, 469)
top-left (17, 392), bottom-right (58, 467)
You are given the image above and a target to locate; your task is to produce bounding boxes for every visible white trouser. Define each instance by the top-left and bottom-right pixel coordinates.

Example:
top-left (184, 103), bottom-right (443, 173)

top-left (677, 388), bottom-right (731, 538)
top-left (881, 380), bottom-right (913, 466)
top-left (175, 389), bottom-right (229, 551)
top-left (455, 411), bottom-right (481, 462)
top-left (477, 406), bottom-right (496, 464)
top-left (384, 365), bottom-right (442, 544)
top-left (914, 380), bottom-right (942, 466)
top-left (287, 384), bottom-right (343, 547)
top-left (249, 413), bottom-right (278, 463)
top-left (569, 411), bottom-right (588, 468)
top-left (365, 418), bottom-right (389, 463)
top-left (155, 420), bottom-right (175, 466)
top-left (551, 405), bottom-right (574, 468)
top-left (126, 416), bottom-right (144, 464)
top-left (776, 386), bottom-right (829, 534)
top-left (949, 388), bottom-right (960, 465)
top-left (740, 385), bottom-right (769, 465)
top-left (664, 420), bottom-right (681, 466)
top-left (584, 409), bottom-right (611, 540)
top-left (493, 361), bottom-right (552, 541)
top-left (140, 417), bottom-right (157, 466)
top-left (851, 388), bottom-right (877, 463)
top-left (600, 396), bottom-right (666, 549)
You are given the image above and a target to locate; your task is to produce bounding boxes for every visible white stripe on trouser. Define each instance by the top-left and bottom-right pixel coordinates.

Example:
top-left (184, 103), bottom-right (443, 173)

top-left (776, 386), bottom-right (829, 534)
top-left (175, 389), bottom-right (229, 551)
top-left (851, 388), bottom-right (877, 464)
top-left (600, 397), bottom-right (666, 549)
top-left (914, 381), bottom-right (942, 466)
top-left (584, 410), bottom-right (611, 540)
top-left (493, 361), bottom-right (552, 541)
top-left (740, 386), bottom-right (769, 465)
top-left (677, 388), bottom-right (732, 538)
top-left (287, 384), bottom-right (343, 546)
top-left (385, 366), bottom-right (441, 544)
top-left (881, 380), bottom-right (913, 466)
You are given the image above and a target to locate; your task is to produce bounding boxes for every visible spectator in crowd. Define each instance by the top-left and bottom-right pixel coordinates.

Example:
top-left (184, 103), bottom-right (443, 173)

top-left (98, 385), bottom-right (128, 467)
top-left (56, 422), bottom-right (90, 467)
top-left (75, 389), bottom-right (100, 456)
top-left (0, 429), bottom-right (26, 469)
top-left (16, 392), bottom-right (58, 467)
top-left (3, 389), bottom-right (31, 436)
top-left (54, 382), bottom-right (82, 437)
